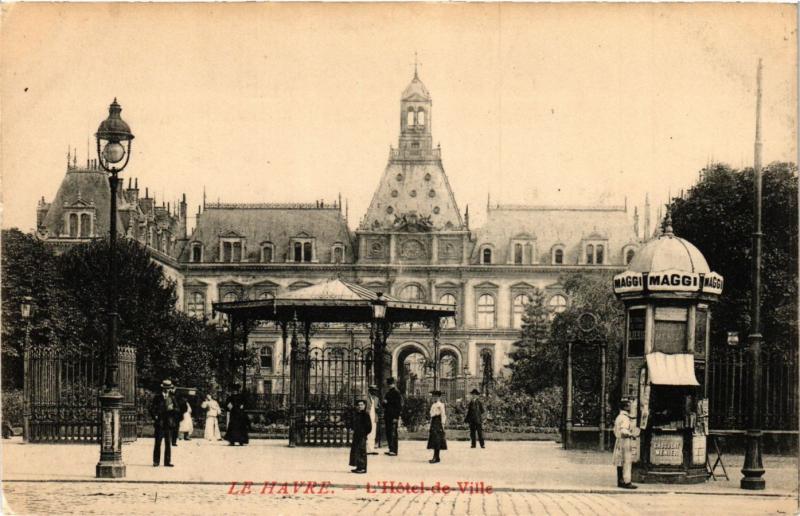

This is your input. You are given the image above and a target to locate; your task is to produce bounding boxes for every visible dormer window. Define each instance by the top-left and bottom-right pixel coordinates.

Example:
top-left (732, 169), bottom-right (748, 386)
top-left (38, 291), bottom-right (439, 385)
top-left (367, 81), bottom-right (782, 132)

top-left (261, 242), bottom-right (274, 263)
top-left (481, 246), bottom-right (493, 265)
top-left (221, 241), bottom-right (243, 262)
top-left (80, 214), bottom-right (92, 237)
top-left (69, 214), bottom-right (78, 237)
top-left (191, 243), bottom-right (203, 262)
top-left (331, 243), bottom-right (345, 264)
top-left (508, 235), bottom-right (536, 265)
top-left (582, 237), bottom-right (608, 265)
top-left (289, 235), bottom-right (316, 263)
top-left (623, 245), bottom-right (638, 265)
top-left (64, 211), bottom-right (94, 238)
top-left (552, 246), bottom-right (565, 265)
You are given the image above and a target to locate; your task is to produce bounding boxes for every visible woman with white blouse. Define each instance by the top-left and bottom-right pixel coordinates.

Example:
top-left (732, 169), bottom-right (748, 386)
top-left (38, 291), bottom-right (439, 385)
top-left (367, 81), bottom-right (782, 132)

top-left (427, 390), bottom-right (448, 463)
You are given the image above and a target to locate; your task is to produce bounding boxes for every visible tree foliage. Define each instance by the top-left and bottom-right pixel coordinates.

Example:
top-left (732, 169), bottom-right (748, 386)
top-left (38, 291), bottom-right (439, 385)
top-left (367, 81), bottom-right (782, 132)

top-left (508, 287), bottom-right (555, 395)
top-left (1, 230), bottom-right (232, 392)
top-left (669, 162), bottom-right (798, 352)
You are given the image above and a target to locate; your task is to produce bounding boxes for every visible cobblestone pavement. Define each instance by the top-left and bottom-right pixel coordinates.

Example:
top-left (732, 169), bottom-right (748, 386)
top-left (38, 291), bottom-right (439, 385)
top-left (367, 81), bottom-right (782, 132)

top-left (2, 481), bottom-right (795, 515)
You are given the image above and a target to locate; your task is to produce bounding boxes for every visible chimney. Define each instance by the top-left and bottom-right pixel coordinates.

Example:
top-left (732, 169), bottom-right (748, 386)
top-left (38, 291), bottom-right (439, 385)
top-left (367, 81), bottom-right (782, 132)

top-left (633, 206), bottom-right (640, 239)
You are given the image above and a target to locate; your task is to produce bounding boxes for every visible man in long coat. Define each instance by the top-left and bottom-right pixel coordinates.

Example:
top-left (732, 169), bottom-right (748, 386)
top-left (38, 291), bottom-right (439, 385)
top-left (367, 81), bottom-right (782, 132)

top-left (382, 377), bottom-right (403, 456)
top-left (349, 399), bottom-right (371, 473)
top-left (465, 388), bottom-right (485, 448)
top-left (225, 384), bottom-right (250, 446)
top-left (149, 379), bottom-right (180, 467)
top-left (612, 399), bottom-right (638, 489)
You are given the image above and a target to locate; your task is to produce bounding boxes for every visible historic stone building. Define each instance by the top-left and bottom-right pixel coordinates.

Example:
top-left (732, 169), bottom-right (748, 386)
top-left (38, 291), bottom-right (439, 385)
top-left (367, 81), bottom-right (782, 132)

top-left (37, 71), bottom-right (647, 396)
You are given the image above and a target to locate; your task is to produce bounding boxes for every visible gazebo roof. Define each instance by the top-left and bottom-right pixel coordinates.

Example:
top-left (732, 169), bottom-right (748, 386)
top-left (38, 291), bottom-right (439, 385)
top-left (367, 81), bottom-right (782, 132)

top-left (212, 279), bottom-right (455, 324)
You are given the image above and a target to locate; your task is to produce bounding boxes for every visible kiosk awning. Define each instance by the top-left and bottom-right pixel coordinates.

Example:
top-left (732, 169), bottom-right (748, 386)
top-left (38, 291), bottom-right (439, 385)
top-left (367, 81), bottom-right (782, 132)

top-left (645, 352), bottom-right (699, 386)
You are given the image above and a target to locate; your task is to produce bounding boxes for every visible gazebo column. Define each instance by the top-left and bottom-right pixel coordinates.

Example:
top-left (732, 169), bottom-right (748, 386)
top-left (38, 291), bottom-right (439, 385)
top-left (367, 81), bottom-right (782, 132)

top-left (373, 321), bottom-right (393, 394)
top-left (431, 319), bottom-right (441, 390)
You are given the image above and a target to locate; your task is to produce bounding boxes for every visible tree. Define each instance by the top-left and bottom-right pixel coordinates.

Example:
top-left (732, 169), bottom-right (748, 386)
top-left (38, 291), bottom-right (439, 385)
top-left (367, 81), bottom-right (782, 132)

top-left (508, 288), bottom-right (555, 395)
top-left (669, 162), bottom-right (798, 352)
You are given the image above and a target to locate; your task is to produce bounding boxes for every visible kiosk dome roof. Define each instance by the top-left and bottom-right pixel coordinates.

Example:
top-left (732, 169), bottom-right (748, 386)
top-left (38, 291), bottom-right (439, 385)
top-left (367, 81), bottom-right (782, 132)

top-left (627, 224), bottom-right (710, 274)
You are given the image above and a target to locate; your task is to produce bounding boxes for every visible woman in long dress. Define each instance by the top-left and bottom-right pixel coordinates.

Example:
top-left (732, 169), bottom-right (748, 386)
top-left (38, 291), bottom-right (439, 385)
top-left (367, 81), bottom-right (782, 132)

top-left (348, 399), bottom-right (371, 473)
top-left (427, 390), bottom-right (447, 464)
top-left (178, 398), bottom-right (193, 440)
top-left (224, 384), bottom-right (250, 446)
top-left (201, 394), bottom-right (222, 441)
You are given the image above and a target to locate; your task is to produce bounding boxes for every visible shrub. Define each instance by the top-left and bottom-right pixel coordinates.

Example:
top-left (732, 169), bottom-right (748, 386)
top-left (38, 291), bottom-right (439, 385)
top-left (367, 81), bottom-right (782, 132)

top-left (400, 396), bottom-right (428, 431)
top-left (2, 389), bottom-right (24, 427)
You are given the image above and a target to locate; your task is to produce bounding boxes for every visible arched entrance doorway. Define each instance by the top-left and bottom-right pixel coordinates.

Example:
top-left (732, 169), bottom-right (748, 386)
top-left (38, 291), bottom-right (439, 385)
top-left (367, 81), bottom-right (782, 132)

top-left (396, 344), bottom-right (429, 397)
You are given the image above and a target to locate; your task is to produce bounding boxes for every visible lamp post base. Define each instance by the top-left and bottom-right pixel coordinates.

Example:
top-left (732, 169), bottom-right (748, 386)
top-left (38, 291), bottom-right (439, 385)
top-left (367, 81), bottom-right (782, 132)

top-left (96, 462), bottom-right (127, 479)
top-left (740, 476), bottom-right (766, 490)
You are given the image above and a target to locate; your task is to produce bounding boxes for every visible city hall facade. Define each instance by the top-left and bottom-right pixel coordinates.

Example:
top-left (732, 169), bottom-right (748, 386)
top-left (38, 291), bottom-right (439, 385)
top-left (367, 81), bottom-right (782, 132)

top-left (37, 72), bottom-right (648, 395)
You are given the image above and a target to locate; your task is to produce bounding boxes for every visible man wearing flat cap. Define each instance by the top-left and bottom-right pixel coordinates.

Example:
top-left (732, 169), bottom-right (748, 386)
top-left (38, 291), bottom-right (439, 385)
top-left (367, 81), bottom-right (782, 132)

top-left (149, 379), bottom-right (180, 467)
top-left (465, 388), bottom-right (485, 449)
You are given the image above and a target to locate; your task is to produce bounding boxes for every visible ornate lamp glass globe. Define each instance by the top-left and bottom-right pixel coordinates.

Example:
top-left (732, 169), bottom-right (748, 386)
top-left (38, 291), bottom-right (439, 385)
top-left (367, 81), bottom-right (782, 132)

top-left (102, 142), bottom-right (125, 164)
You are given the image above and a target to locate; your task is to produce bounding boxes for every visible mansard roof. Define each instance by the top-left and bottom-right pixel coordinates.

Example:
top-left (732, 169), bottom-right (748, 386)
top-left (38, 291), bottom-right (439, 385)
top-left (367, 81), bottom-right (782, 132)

top-left (184, 202), bottom-right (353, 263)
top-left (472, 204), bottom-right (638, 265)
top-left (40, 166), bottom-right (125, 238)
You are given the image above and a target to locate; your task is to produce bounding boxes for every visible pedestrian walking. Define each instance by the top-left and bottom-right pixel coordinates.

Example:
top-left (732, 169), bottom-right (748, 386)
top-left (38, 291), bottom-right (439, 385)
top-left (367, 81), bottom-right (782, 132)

top-left (427, 390), bottom-right (447, 464)
top-left (348, 399), bottom-right (371, 474)
top-left (178, 397), bottom-right (193, 440)
top-left (201, 393), bottom-right (222, 441)
top-left (465, 388), bottom-right (485, 449)
top-left (612, 399), bottom-right (638, 489)
top-left (224, 384), bottom-right (250, 446)
top-left (366, 385), bottom-right (380, 455)
top-left (382, 377), bottom-right (403, 456)
top-left (149, 379), bottom-right (180, 467)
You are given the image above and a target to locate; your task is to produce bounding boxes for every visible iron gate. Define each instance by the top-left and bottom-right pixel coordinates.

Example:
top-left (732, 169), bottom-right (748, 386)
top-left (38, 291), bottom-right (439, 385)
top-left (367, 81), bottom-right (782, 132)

top-left (24, 346), bottom-right (137, 443)
top-left (291, 346), bottom-right (374, 446)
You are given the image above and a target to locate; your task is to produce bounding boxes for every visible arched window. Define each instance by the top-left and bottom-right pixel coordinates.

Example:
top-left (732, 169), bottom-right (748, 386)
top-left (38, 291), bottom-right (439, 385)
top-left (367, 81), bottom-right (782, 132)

top-left (332, 245), bottom-right (344, 264)
top-left (400, 284), bottom-right (424, 302)
top-left (477, 294), bottom-right (495, 329)
top-left (223, 292), bottom-right (239, 303)
top-left (187, 292), bottom-right (205, 317)
top-left (303, 242), bottom-right (312, 262)
top-left (260, 346), bottom-right (273, 372)
top-left (293, 242), bottom-right (302, 262)
top-left (439, 293), bottom-right (457, 328)
top-left (512, 294), bottom-right (530, 329)
top-left (548, 294), bottom-right (568, 320)
top-left (595, 245), bottom-right (604, 265)
top-left (191, 244), bottom-right (202, 262)
top-left (481, 247), bottom-right (492, 264)
top-left (514, 243), bottom-right (524, 264)
top-left (407, 109), bottom-right (415, 127)
top-left (440, 352), bottom-right (458, 378)
top-left (626, 248), bottom-right (636, 265)
top-left (553, 248), bottom-right (564, 265)
top-left (586, 244), bottom-right (594, 265)
top-left (417, 109), bottom-right (426, 126)
top-left (80, 214), bottom-right (91, 237)
top-left (480, 349), bottom-right (494, 392)
top-left (258, 291), bottom-right (274, 301)
top-left (69, 213), bottom-right (78, 237)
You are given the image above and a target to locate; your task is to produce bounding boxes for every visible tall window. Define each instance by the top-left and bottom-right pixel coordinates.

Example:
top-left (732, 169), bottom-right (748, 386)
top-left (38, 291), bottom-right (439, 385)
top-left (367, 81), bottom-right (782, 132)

top-left (332, 246), bottom-right (344, 264)
top-left (222, 241), bottom-right (242, 262)
top-left (187, 292), bottom-right (205, 317)
top-left (477, 294), bottom-right (495, 329)
top-left (626, 248), bottom-right (636, 265)
top-left (553, 248), bottom-right (564, 264)
top-left (439, 293), bottom-right (457, 328)
top-left (260, 346), bottom-right (273, 372)
top-left (69, 213), bottom-right (78, 237)
top-left (585, 244), bottom-right (594, 265)
top-left (80, 214), bottom-right (91, 237)
top-left (400, 284), bottom-right (424, 301)
top-left (407, 109), bottom-right (415, 127)
top-left (293, 242), bottom-right (302, 262)
top-left (595, 245), bottom-right (604, 265)
top-left (303, 242), bottom-right (312, 262)
top-left (512, 294), bottom-right (530, 329)
top-left (514, 243), bottom-right (523, 264)
top-left (261, 244), bottom-right (274, 263)
top-left (418, 109), bottom-right (426, 126)
top-left (191, 244), bottom-right (202, 262)
top-left (548, 294), bottom-right (568, 320)
top-left (480, 349), bottom-right (494, 393)
top-left (481, 248), bottom-right (492, 264)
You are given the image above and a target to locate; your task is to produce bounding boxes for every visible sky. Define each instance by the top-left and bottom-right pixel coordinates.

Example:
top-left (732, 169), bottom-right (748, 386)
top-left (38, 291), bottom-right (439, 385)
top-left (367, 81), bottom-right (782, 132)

top-left (1, 3), bottom-right (796, 235)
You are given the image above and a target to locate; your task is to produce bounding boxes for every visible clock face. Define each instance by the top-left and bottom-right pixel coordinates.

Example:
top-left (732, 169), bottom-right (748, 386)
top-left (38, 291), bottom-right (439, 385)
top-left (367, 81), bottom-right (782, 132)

top-left (578, 312), bottom-right (598, 333)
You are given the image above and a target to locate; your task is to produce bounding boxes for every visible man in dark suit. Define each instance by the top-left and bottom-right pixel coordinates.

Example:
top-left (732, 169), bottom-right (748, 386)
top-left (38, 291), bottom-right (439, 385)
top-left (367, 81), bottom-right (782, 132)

top-left (465, 388), bottom-right (485, 449)
top-left (149, 379), bottom-right (180, 467)
top-left (382, 377), bottom-right (403, 456)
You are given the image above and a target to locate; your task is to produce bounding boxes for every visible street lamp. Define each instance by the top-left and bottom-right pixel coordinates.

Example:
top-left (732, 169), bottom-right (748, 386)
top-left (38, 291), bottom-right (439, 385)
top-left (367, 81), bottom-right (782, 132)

top-left (371, 293), bottom-right (387, 392)
top-left (741, 59), bottom-right (766, 490)
top-left (95, 98), bottom-right (134, 479)
top-left (20, 297), bottom-right (33, 320)
top-left (20, 296), bottom-right (33, 441)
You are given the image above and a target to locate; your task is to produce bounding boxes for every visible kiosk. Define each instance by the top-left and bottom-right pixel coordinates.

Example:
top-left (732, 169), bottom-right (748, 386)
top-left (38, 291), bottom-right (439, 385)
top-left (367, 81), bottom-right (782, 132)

top-left (613, 218), bottom-right (723, 484)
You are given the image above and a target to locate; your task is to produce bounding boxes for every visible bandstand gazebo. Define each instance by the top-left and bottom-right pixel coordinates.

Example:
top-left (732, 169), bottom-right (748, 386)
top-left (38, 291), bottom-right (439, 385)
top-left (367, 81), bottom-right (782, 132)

top-left (213, 279), bottom-right (455, 446)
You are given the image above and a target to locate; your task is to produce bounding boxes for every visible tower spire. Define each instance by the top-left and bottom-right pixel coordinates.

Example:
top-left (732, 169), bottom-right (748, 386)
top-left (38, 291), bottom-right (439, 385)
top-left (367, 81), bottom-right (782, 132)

top-left (414, 51), bottom-right (419, 79)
